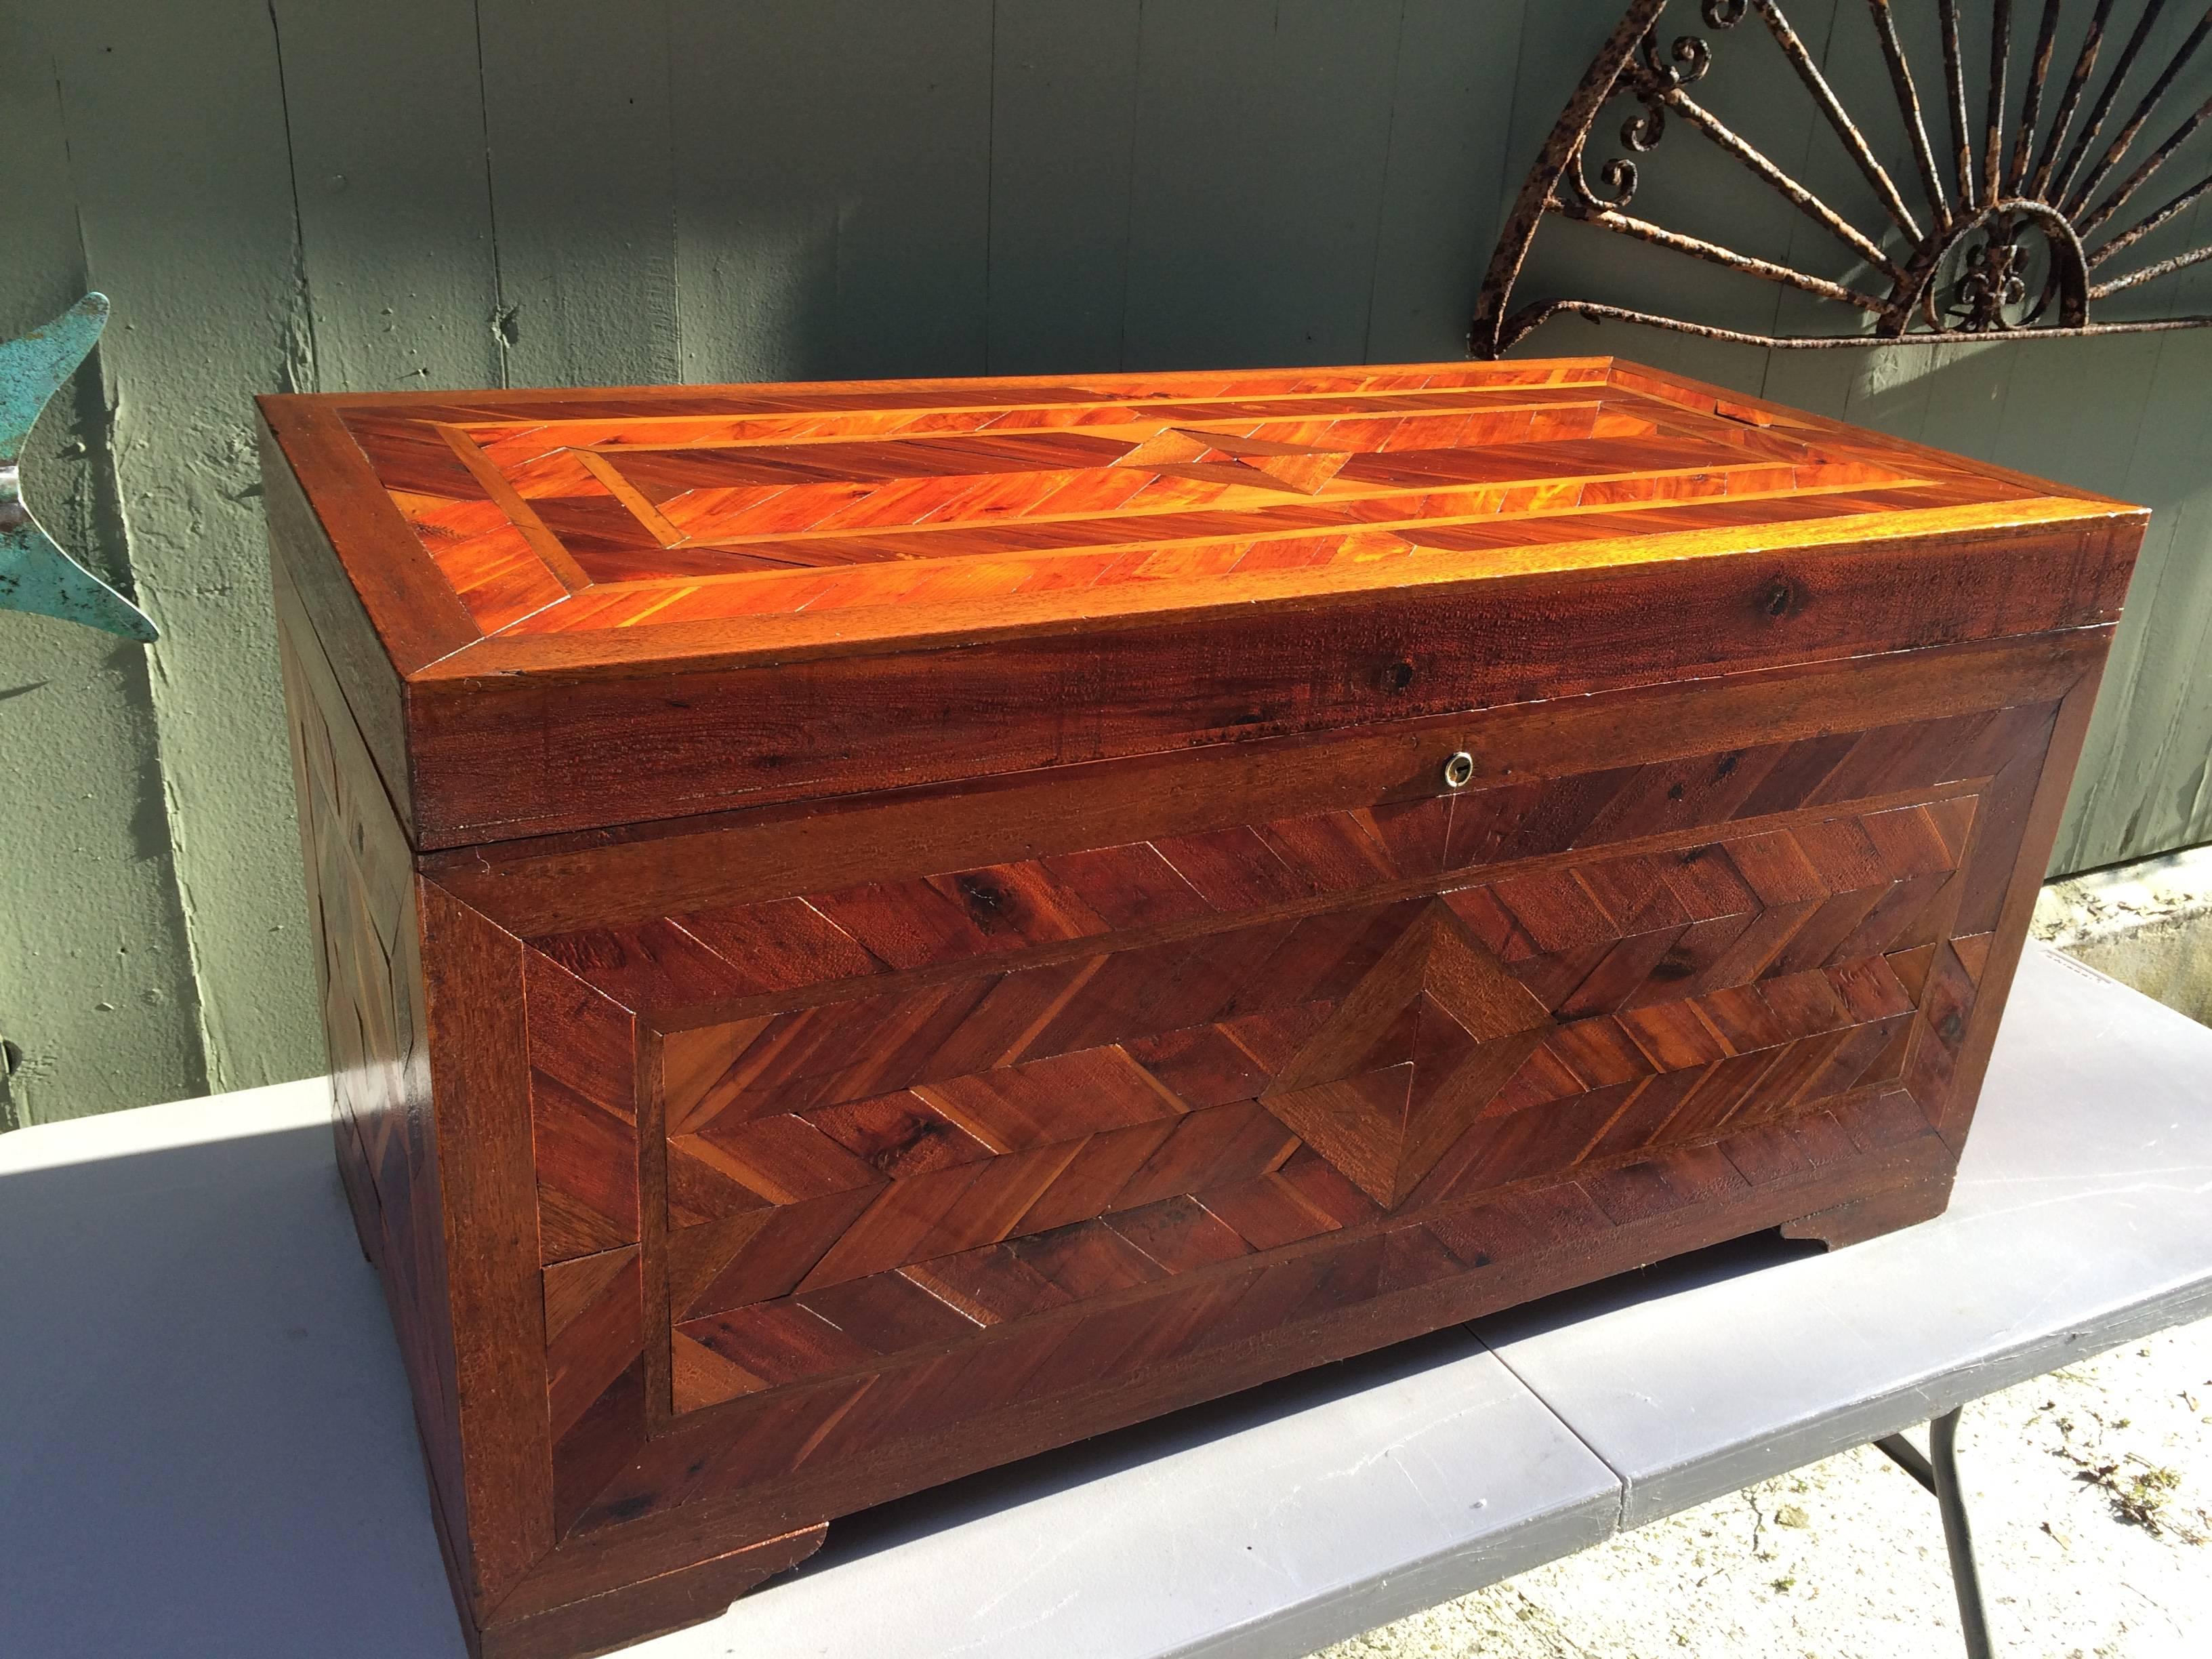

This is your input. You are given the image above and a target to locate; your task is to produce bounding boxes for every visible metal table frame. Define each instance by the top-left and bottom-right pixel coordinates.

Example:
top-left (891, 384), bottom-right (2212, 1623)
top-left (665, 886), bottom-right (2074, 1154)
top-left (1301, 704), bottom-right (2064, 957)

top-left (1877, 1409), bottom-right (1994, 1659)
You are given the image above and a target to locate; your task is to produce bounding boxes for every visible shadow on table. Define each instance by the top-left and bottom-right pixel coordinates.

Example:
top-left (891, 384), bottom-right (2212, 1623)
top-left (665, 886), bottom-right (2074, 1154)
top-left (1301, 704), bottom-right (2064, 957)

top-left (802, 1325), bottom-right (1491, 1578)
top-left (796, 1238), bottom-right (1831, 1601)
top-left (1473, 1229), bottom-right (1828, 1349)
top-left (800, 1233), bottom-right (1826, 1579)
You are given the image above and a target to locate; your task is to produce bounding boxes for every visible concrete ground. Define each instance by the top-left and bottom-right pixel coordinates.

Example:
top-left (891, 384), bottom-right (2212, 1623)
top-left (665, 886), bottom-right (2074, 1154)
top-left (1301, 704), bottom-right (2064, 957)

top-left (2034, 846), bottom-right (2212, 1029)
top-left (1312, 1313), bottom-right (2212, 1659)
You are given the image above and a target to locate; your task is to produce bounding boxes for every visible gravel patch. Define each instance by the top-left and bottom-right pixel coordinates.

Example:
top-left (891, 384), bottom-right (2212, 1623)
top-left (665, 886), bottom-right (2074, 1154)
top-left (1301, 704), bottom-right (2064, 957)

top-left (1315, 1316), bottom-right (2212, 1659)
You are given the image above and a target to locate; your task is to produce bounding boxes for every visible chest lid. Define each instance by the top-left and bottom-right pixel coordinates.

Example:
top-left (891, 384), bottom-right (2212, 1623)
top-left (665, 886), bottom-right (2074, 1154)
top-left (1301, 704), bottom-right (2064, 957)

top-left (259, 358), bottom-right (2138, 853)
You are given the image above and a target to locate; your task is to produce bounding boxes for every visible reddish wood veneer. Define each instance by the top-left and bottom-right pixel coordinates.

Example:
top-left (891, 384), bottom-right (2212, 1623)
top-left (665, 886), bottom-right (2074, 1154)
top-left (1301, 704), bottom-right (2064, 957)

top-left (265, 358), bottom-right (2141, 1658)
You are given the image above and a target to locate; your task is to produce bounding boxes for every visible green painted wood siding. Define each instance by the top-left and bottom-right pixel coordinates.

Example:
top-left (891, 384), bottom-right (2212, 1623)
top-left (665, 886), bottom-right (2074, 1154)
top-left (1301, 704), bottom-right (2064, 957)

top-left (3, 0), bottom-right (2205, 1121)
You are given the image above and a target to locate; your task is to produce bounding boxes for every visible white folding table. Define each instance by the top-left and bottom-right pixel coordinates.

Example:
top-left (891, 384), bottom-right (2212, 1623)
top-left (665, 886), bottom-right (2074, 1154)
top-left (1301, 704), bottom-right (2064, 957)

top-left (3, 944), bottom-right (2206, 1658)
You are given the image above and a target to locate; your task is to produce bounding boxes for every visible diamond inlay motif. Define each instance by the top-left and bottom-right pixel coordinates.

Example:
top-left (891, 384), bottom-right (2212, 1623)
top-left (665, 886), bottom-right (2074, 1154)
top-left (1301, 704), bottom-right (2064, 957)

top-left (1261, 899), bottom-right (1552, 1207)
top-left (1111, 427), bottom-right (1356, 496)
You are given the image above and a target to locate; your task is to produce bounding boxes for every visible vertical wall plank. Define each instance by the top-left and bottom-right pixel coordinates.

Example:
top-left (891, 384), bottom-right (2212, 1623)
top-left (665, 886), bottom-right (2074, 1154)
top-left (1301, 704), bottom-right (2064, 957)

top-left (1120, 0), bottom-right (1405, 369)
top-left (1977, 328), bottom-right (2162, 837)
top-left (1832, 339), bottom-right (1976, 455)
top-left (1365, 0), bottom-right (1531, 363)
top-left (670, 0), bottom-right (994, 384)
top-left (987, 0), bottom-right (1143, 374)
top-left (274, 1), bottom-right (506, 391)
top-left (2054, 328), bottom-right (2212, 868)
top-left (1758, 0), bottom-right (1881, 418)
top-left (479, 0), bottom-right (681, 389)
top-left (1496, 0), bottom-right (1777, 391)
top-left (2050, 83), bottom-right (2212, 868)
top-left (37, 0), bottom-right (318, 1094)
top-left (0, 12), bottom-right (209, 1123)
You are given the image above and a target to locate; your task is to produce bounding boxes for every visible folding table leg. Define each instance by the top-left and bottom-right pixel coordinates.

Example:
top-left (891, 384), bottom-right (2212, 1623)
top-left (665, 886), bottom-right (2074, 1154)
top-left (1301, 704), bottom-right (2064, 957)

top-left (1875, 1405), bottom-right (1996, 1658)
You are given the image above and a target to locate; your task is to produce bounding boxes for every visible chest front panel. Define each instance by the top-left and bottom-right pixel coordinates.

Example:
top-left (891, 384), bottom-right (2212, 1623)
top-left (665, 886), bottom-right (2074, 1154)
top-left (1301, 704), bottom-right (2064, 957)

top-left (442, 634), bottom-right (2078, 1542)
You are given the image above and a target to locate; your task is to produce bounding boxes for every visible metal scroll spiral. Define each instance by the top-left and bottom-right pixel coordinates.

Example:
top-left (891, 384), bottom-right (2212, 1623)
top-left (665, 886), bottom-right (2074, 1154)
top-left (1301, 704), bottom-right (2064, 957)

top-left (1919, 203), bottom-right (2089, 334)
top-left (1569, 0), bottom-right (1744, 212)
top-left (1956, 237), bottom-right (2032, 327)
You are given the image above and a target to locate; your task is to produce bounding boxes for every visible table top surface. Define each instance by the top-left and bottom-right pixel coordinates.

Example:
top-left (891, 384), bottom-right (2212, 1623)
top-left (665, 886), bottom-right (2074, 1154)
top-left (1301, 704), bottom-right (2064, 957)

top-left (4, 943), bottom-right (2207, 1659)
top-left (262, 358), bottom-right (2124, 677)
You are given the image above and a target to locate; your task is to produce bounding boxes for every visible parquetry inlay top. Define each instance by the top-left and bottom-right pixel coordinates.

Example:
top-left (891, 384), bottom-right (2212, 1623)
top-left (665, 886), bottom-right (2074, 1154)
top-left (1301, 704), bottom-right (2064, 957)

top-left (331, 361), bottom-right (2074, 649)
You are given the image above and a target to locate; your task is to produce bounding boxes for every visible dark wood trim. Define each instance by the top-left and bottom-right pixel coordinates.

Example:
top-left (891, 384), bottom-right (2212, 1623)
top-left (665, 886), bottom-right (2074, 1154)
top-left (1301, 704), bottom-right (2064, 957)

top-left (417, 883), bottom-right (559, 1614)
top-left (402, 518), bottom-right (2138, 848)
top-left (472, 1525), bottom-right (826, 1659)
top-left (1780, 1164), bottom-right (1956, 1249)
top-left (1927, 657), bottom-right (2111, 1150)
top-left (487, 1123), bottom-right (1950, 1622)
top-left (262, 423), bottom-right (422, 838)
top-left (425, 628), bottom-right (2106, 939)
top-left (637, 1029), bottom-right (676, 1440)
top-left (257, 396), bottom-right (484, 674)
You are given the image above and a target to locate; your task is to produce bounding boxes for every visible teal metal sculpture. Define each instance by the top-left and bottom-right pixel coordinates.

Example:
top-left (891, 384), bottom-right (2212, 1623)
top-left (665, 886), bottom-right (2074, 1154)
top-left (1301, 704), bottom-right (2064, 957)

top-left (0, 293), bottom-right (158, 642)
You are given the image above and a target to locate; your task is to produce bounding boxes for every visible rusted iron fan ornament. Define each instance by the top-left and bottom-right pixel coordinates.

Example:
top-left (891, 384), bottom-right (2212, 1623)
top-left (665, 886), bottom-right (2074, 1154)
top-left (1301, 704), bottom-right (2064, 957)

top-left (1472, 0), bottom-right (2212, 354)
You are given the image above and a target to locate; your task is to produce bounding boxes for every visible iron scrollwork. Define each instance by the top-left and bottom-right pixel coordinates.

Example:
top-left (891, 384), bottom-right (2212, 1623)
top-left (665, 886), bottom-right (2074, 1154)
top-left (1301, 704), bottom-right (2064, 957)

top-left (1571, 2), bottom-right (1740, 211)
top-left (1471, 0), bottom-right (2212, 354)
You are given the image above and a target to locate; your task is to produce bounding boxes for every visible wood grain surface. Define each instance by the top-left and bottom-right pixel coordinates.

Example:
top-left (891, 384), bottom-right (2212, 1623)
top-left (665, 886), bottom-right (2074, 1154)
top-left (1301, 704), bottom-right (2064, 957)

top-left (264, 355), bottom-right (2143, 1659)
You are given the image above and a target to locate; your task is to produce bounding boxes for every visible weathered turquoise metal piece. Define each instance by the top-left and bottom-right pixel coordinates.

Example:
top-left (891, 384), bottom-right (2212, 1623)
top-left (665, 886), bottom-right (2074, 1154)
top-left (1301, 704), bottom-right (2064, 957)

top-left (1, 293), bottom-right (158, 642)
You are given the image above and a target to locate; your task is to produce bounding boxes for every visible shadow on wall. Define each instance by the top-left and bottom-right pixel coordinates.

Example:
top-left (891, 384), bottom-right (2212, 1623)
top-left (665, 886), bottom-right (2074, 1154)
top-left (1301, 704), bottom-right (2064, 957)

top-left (1805, 331), bottom-right (2212, 875)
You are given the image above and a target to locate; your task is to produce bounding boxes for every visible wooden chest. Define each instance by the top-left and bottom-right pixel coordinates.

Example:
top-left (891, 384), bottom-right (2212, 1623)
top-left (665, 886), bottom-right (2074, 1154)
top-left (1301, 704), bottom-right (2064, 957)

top-left (260, 359), bottom-right (2141, 1658)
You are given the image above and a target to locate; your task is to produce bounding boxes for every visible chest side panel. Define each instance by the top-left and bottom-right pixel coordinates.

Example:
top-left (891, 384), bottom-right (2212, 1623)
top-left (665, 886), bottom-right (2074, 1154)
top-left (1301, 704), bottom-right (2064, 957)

top-left (443, 630), bottom-right (2100, 1551)
top-left (274, 565), bottom-right (486, 1589)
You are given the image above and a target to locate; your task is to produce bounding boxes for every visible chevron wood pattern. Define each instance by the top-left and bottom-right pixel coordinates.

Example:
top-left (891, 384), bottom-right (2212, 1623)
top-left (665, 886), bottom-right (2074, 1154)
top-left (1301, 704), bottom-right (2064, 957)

top-left (525, 956), bottom-right (640, 1263)
top-left (499, 688), bottom-right (2057, 1516)
top-left (569, 1080), bottom-right (1952, 1546)
top-left (642, 787), bottom-right (1982, 1415)
top-left (266, 356), bottom-right (2140, 1659)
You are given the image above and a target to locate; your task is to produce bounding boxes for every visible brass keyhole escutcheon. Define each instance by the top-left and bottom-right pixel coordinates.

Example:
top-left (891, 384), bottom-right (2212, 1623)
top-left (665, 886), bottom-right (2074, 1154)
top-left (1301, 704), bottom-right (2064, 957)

top-left (1441, 751), bottom-right (1475, 789)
